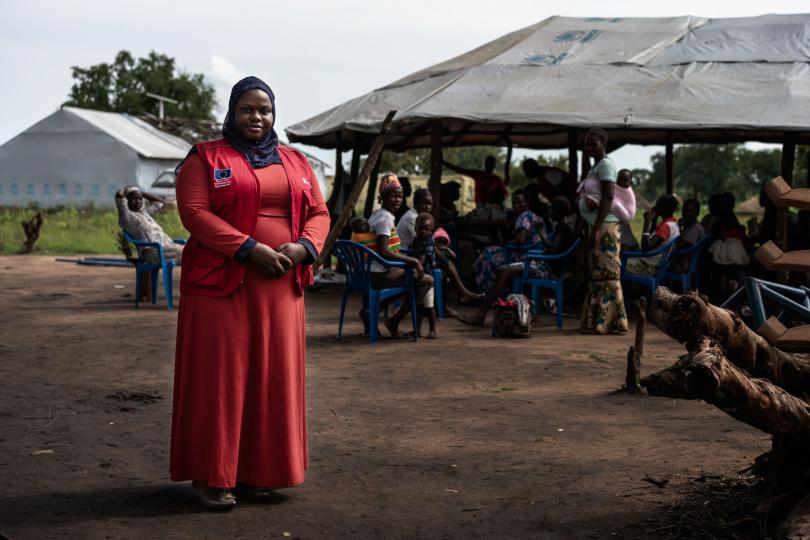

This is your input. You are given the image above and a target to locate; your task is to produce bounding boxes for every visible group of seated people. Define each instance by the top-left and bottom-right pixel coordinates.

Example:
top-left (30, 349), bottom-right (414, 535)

top-left (348, 147), bottom-right (805, 340)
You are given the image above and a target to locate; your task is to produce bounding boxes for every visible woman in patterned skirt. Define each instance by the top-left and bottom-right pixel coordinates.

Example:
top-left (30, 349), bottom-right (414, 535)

top-left (578, 128), bottom-right (628, 334)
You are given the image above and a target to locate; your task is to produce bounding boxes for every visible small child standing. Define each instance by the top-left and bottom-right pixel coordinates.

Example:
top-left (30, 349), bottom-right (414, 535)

top-left (410, 212), bottom-right (438, 339)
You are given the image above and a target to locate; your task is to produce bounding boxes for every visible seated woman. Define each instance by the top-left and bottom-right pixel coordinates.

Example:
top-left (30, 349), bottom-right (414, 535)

top-left (366, 173), bottom-right (434, 339)
top-left (460, 197), bottom-right (574, 326)
top-left (115, 185), bottom-right (182, 263)
top-left (472, 190), bottom-right (542, 293)
top-left (625, 194), bottom-right (680, 276)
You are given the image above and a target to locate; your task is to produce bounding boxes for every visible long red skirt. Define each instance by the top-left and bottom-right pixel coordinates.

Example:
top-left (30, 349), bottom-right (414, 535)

top-left (170, 216), bottom-right (307, 488)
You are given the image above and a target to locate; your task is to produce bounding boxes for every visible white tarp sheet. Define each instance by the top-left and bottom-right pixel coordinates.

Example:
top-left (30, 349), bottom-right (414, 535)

top-left (651, 14), bottom-right (810, 64)
top-left (286, 13), bottom-right (810, 148)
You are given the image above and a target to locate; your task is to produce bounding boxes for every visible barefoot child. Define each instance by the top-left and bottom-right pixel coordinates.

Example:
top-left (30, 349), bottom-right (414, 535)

top-left (410, 212), bottom-right (438, 338)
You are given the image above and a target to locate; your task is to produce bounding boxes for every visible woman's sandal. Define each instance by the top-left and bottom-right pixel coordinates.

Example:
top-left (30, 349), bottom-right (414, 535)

top-left (191, 480), bottom-right (236, 511)
top-left (234, 482), bottom-right (277, 502)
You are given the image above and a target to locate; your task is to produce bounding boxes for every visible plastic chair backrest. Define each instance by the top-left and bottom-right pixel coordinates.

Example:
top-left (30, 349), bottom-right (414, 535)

top-left (122, 230), bottom-right (163, 261)
top-left (653, 237), bottom-right (681, 282)
top-left (679, 235), bottom-right (712, 275)
top-left (334, 240), bottom-right (401, 289)
top-left (333, 240), bottom-right (372, 291)
top-left (522, 237), bottom-right (581, 280)
top-left (557, 237), bottom-right (582, 276)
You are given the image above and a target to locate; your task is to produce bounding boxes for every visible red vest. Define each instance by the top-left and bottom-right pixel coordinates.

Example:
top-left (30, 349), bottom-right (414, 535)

top-left (180, 139), bottom-right (317, 297)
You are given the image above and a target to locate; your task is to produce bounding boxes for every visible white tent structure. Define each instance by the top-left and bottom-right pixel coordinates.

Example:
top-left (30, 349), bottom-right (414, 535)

top-left (0, 106), bottom-right (190, 208)
top-left (287, 14), bottom-right (810, 152)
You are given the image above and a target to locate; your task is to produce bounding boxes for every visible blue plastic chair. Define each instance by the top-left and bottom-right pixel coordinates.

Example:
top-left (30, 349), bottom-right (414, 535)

top-left (620, 236), bottom-right (680, 302)
top-left (662, 235), bottom-right (712, 292)
top-left (333, 240), bottom-right (418, 344)
top-left (433, 268), bottom-right (445, 320)
top-left (123, 230), bottom-right (185, 310)
top-left (512, 238), bottom-right (581, 329)
top-left (722, 277), bottom-right (810, 330)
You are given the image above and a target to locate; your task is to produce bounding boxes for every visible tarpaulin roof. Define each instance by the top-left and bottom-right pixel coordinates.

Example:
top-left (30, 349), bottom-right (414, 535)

top-left (286, 14), bottom-right (810, 151)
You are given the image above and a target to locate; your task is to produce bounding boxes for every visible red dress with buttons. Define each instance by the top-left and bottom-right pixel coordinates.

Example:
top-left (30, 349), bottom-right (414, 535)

top-left (170, 151), bottom-right (329, 488)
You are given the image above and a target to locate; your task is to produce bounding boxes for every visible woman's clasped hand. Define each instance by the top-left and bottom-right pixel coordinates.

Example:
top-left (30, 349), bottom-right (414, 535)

top-left (247, 243), bottom-right (292, 277)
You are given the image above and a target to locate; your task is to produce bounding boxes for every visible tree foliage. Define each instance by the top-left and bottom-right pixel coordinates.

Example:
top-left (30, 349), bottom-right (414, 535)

top-left (376, 142), bottom-right (808, 207)
top-left (65, 51), bottom-right (216, 120)
top-left (377, 146), bottom-right (568, 190)
top-left (633, 143), bottom-right (808, 204)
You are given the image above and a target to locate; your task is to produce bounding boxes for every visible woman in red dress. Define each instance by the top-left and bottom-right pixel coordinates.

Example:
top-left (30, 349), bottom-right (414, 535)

top-left (171, 76), bottom-right (330, 510)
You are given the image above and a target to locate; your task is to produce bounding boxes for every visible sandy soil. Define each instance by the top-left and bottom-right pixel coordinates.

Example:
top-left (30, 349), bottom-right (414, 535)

top-left (0, 256), bottom-right (768, 539)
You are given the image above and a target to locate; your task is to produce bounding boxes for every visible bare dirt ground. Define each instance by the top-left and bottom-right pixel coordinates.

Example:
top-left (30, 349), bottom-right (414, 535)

top-left (0, 256), bottom-right (769, 539)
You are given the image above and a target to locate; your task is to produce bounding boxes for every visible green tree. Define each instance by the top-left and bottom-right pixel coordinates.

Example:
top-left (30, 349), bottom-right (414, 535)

top-left (65, 50), bottom-right (216, 120)
top-left (634, 144), bottom-right (783, 204)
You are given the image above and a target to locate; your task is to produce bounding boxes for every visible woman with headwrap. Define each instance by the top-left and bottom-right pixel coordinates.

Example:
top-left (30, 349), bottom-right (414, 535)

top-left (171, 77), bottom-right (330, 509)
top-left (578, 128), bottom-right (628, 335)
top-left (366, 172), bottom-right (434, 339)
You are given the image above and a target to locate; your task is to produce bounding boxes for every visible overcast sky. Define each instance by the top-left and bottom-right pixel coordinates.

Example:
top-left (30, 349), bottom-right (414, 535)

top-left (2, 0), bottom-right (806, 170)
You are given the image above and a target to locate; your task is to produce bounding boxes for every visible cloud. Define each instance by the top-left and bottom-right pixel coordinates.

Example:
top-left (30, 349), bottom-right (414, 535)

top-left (207, 54), bottom-right (245, 114)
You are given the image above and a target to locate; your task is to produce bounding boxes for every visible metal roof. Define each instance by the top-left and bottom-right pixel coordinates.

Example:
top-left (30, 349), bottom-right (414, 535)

top-left (63, 107), bottom-right (191, 159)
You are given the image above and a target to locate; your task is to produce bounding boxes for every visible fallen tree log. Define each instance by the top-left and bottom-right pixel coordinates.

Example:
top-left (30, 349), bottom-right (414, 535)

top-left (641, 289), bottom-right (810, 538)
top-left (650, 287), bottom-right (810, 398)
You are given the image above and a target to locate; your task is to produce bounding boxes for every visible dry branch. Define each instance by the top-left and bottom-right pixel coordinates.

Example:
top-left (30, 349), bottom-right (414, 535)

top-left (21, 212), bottom-right (43, 253)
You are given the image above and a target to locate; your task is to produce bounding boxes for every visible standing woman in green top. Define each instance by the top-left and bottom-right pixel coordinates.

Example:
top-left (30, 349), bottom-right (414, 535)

top-left (579, 128), bottom-right (628, 334)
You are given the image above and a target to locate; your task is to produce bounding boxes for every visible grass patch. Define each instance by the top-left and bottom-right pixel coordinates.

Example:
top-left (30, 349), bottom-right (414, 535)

top-left (0, 207), bottom-right (188, 255)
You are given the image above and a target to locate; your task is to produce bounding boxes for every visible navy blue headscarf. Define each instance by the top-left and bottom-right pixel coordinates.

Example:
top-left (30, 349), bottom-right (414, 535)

top-left (222, 76), bottom-right (282, 168)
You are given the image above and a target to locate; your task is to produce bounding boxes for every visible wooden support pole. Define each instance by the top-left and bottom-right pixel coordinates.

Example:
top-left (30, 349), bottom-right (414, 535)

top-left (348, 145), bottom-right (361, 201)
top-left (428, 121), bottom-right (443, 220)
top-left (778, 136), bottom-right (796, 249)
top-left (804, 147), bottom-right (810, 188)
top-left (316, 111), bottom-right (397, 270)
top-left (503, 140), bottom-right (513, 187)
top-left (325, 132), bottom-right (344, 216)
top-left (776, 135), bottom-right (796, 283)
top-left (782, 136), bottom-right (796, 185)
top-left (625, 297), bottom-right (646, 394)
top-left (567, 129), bottom-right (578, 186)
top-left (580, 147), bottom-right (591, 181)
top-left (665, 132), bottom-right (674, 195)
top-left (363, 154), bottom-right (382, 218)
